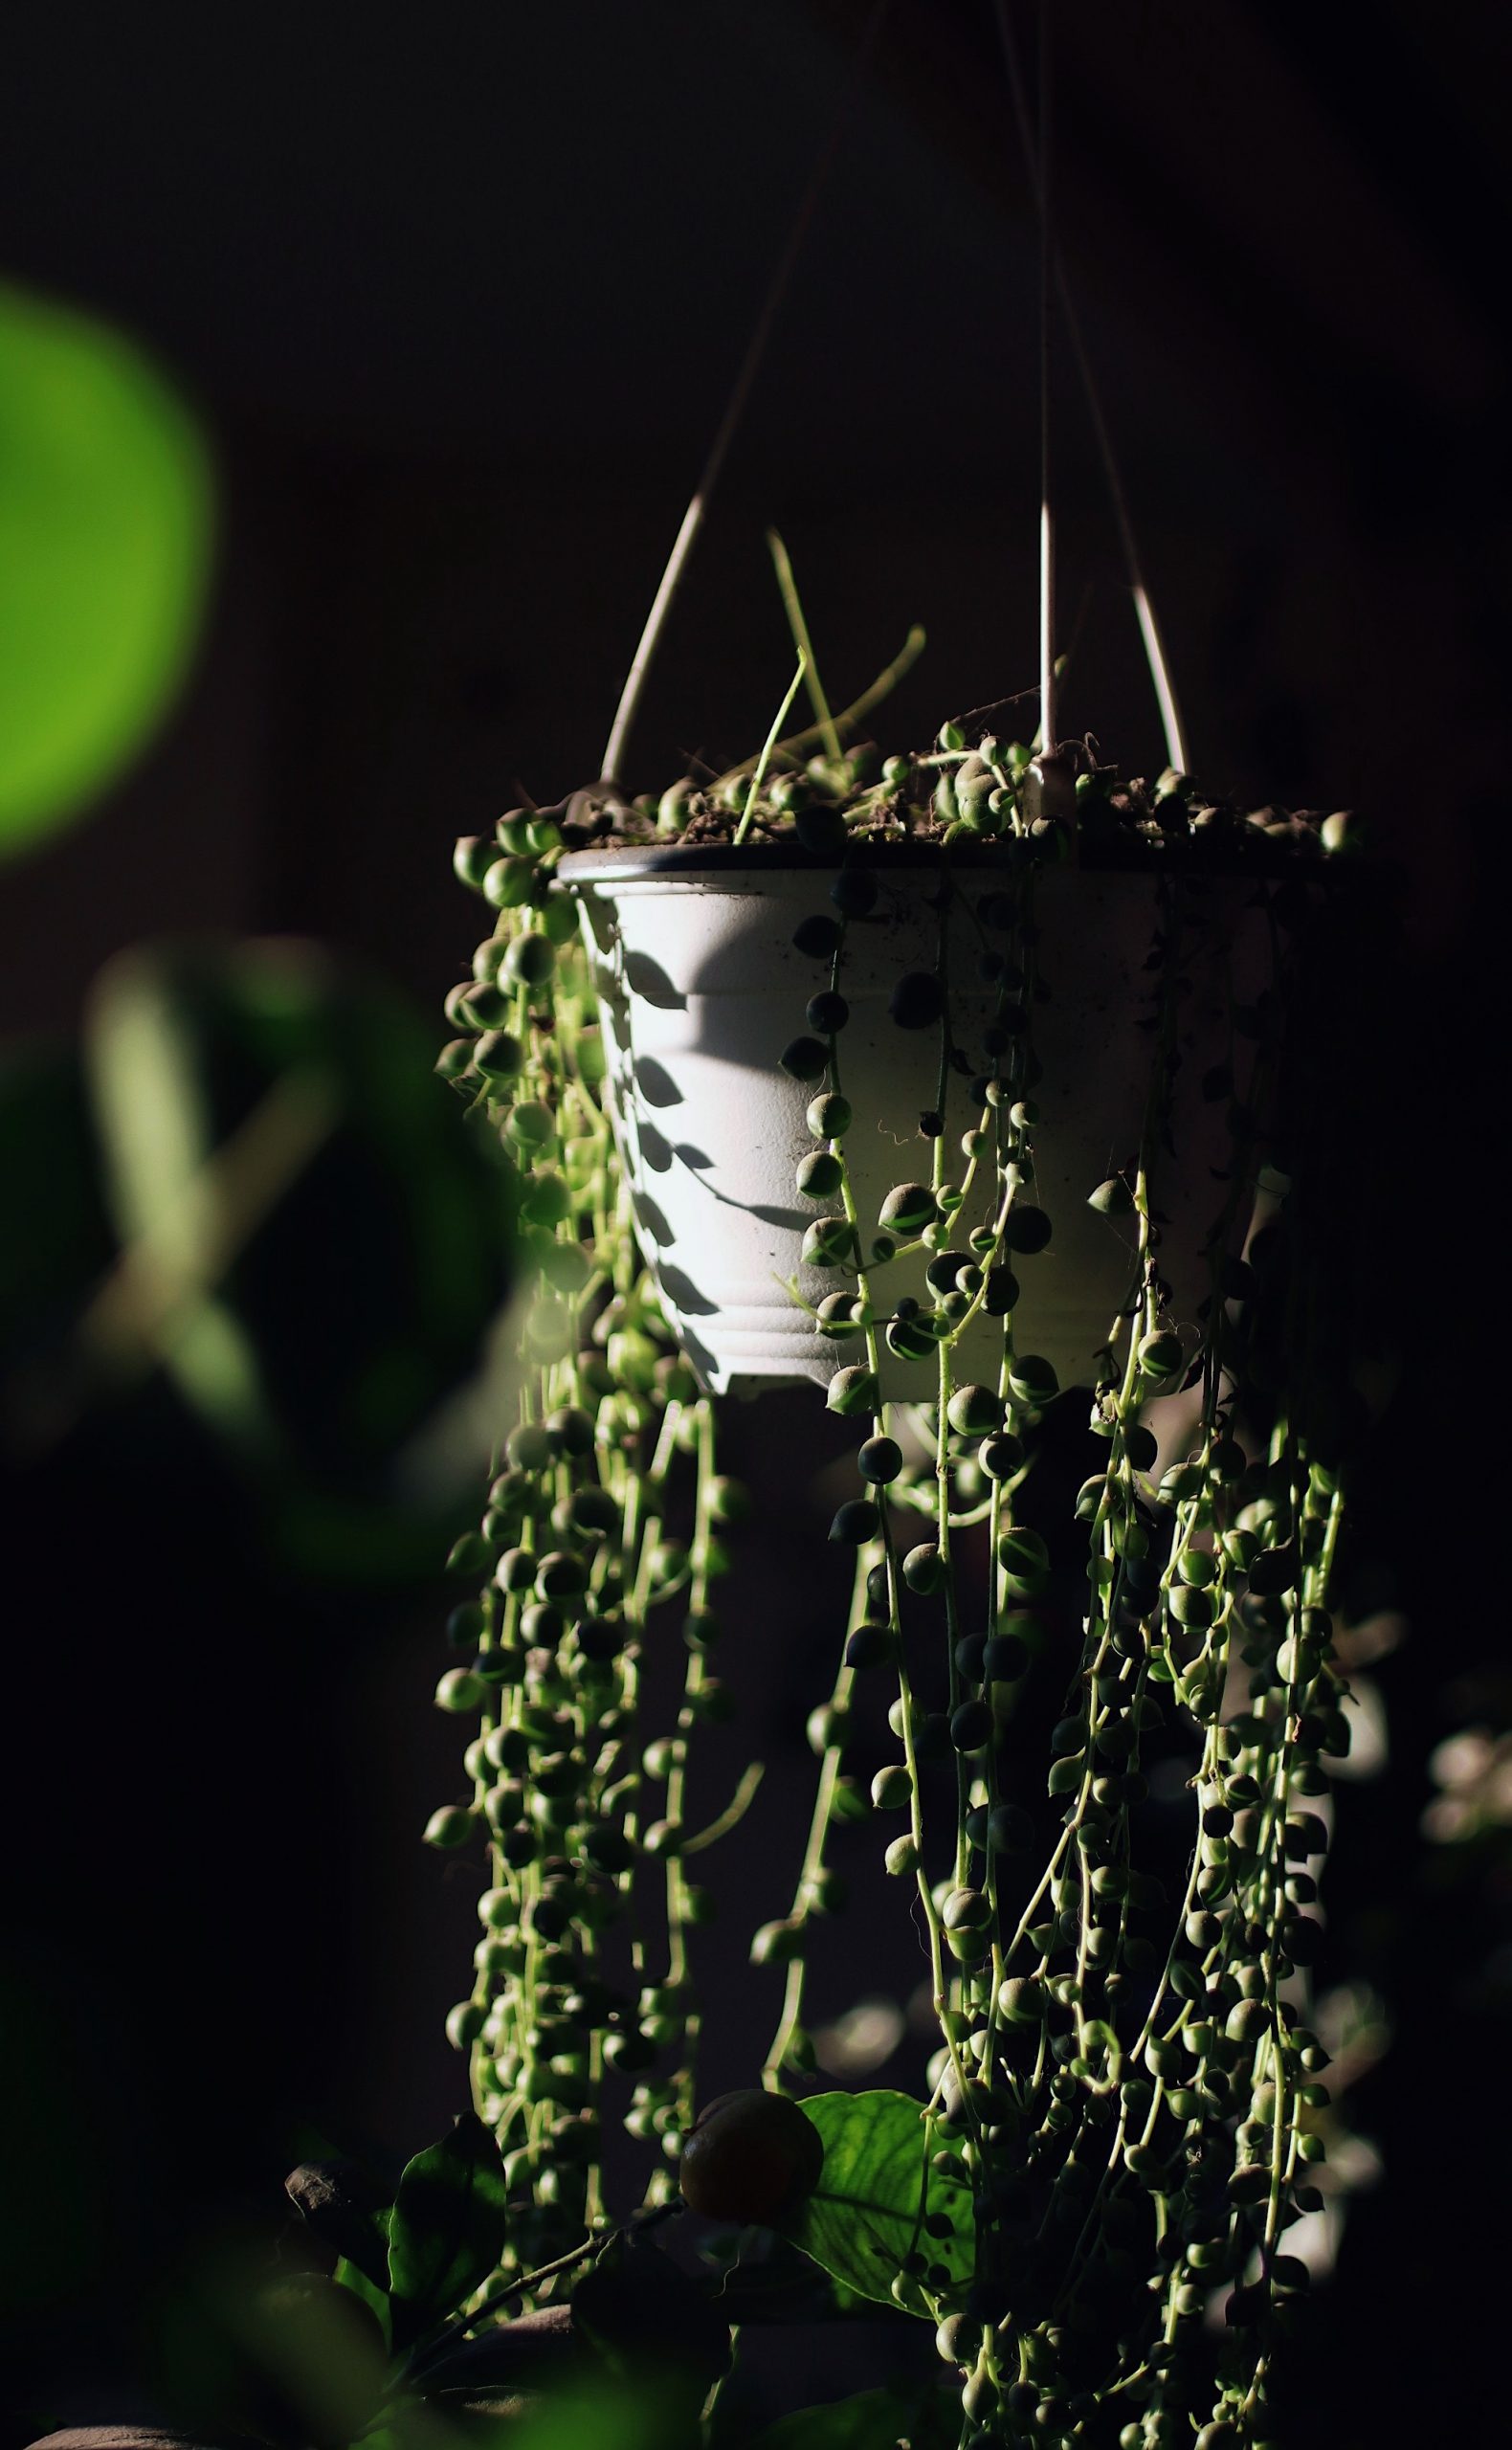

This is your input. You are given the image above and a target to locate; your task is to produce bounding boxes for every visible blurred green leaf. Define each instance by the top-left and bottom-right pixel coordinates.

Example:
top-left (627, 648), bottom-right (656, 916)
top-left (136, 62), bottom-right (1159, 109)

top-left (389, 2113), bottom-right (509, 2347)
top-left (0, 279), bottom-right (213, 858)
top-left (239, 2271), bottom-right (390, 2446)
top-left (0, 1953), bottom-right (107, 2307)
top-left (336, 2253), bottom-right (394, 2349)
top-left (508, 2380), bottom-right (694, 2450)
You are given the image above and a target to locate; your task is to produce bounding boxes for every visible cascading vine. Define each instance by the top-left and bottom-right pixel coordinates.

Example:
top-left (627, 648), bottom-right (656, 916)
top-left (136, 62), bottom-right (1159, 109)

top-left (434, 728), bottom-right (1371, 2449)
top-left (431, 806), bottom-right (749, 2281)
top-left (750, 741), bottom-right (1364, 2450)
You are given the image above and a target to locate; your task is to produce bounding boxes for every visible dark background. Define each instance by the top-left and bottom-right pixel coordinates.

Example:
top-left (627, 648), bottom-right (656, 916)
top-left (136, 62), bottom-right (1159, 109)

top-left (2, 2), bottom-right (1507, 2442)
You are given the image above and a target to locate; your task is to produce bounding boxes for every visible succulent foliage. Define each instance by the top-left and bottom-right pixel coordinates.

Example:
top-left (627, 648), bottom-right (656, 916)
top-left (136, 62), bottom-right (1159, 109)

top-left (411, 725), bottom-right (1373, 2447)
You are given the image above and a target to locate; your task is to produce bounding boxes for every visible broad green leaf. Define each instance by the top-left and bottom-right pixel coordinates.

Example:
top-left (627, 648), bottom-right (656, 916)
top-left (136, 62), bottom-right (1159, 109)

top-left (388, 2113), bottom-right (509, 2345)
top-left (0, 279), bottom-right (213, 858)
top-left (777, 2091), bottom-right (973, 2318)
top-left (748, 2382), bottom-right (956, 2450)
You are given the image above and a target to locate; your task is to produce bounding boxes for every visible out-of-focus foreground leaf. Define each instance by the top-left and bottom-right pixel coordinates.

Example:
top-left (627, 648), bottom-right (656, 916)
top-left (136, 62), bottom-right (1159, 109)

top-left (0, 280), bottom-right (213, 858)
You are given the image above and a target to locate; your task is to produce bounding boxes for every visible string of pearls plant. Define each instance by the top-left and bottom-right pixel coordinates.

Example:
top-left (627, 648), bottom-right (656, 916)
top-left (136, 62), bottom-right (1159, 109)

top-left (434, 715), bottom-right (1369, 2450)
top-left (432, 807), bottom-right (748, 2283)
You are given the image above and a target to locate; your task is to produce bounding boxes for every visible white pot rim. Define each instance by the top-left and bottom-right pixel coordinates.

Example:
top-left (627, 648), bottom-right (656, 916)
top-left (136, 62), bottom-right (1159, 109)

top-left (557, 836), bottom-right (1319, 884)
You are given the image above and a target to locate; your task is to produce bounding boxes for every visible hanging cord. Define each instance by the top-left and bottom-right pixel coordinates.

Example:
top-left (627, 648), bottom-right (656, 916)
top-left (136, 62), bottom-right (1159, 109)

top-left (994, 0), bottom-right (1190, 772)
top-left (1036, 0), bottom-right (1055, 757)
top-left (600, 0), bottom-right (894, 788)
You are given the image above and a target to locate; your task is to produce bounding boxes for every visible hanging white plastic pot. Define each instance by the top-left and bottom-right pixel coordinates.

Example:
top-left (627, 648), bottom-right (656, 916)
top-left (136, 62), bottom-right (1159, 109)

top-left (558, 844), bottom-right (1271, 1399)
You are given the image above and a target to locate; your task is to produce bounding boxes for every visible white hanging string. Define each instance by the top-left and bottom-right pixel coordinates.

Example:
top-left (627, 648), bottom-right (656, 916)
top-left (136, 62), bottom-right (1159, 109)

top-left (600, 0), bottom-right (894, 788)
top-left (994, 0), bottom-right (1190, 773)
top-left (1036, 0), bottom-right (1055, 758)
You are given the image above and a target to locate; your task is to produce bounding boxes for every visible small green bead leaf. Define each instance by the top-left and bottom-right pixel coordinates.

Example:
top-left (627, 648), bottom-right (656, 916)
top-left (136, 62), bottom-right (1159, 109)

top-left (830, 1498), bottom-right (880, 1547)
top-left (886, 1313), bottom-right (940, 1361)
top-left (857, 1436), bottom-right (902, 1485)
top-left (1169, 1583), bottom-right (1216, 1628)
top-left (945, 1383), bottom-right (1003, 1437)
top-left (453, 835), bottom-right (494, 891)
top-left (793, 913), bottom-right (843, 959)
top-left (1137, 1328), bottom-right (1185, 1380)
top-left (387, 2112), bottom-right (509, 2346)
top-left (482, 855), bottom-right (534, 909)
top-left (1249, 1542), bottom-right (1301, 1596)
top-left (878, 1182), bottom-right (937, 1234)
top-left (781, 1036), bottom-right (831, 1082)
top-left (1087, 1175), bottom-right (1133, 1215)
top-left (826, 1365), bottom-right (879, 1417)
top-left (751, 1916), bottom-right (808, 1966)
top-left (901, 1542), bottom-right (945, 1594)
top-left (808, 1092), bottom-right (853, 1139)
top-left (830, 1775), bottom-right (871, 1826)
top-left (795, 807), bottom-right (847, 857)
top-left (803, 1215), bottom-right (859, 1269)
top-left (996, 1525), bottom-right (1050, 1597)
top-left (1001, 1205), bottom-right (1052, 1254)
top-left (1007, 1353), bottom-right (1058, 1408)
top-left (776, 2091), bottom-right (973, 2317)
top-left (797, 1149), bottom-right (844, 1200)
top-left (889, 971), bottom-right (945, 1030)
top-left (657, 781), bottom-right (693, 835)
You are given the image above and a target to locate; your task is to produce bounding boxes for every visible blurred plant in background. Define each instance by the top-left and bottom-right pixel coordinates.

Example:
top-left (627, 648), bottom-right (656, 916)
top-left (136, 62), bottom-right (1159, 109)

top-left (0, 275), bottom-right (518, 1568)
top-left (1424, 1722), bottom-right (1512, 1847)
top-left (1, 937), bottom-right (522, 1579)
top-left (0, 276), bottom-right (538, 2440)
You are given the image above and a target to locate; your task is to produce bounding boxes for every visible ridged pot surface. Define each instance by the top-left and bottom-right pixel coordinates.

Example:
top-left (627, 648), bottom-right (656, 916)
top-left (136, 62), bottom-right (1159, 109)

top-left (24, 2431), bottom-right (261, 2450)
top-left (559, 847), bottom-right (1269, 1398)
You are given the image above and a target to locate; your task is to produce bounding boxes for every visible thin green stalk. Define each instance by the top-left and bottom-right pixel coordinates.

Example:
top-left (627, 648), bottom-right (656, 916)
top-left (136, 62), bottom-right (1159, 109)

top-left (732, 650), bottom-right (809, 847)
top-left (767, 528), bottom-right (841, 762)
top-left (712, 622), bottom-right (924, 786)
top-left (763, 1548), bottom-right (865, 2084)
